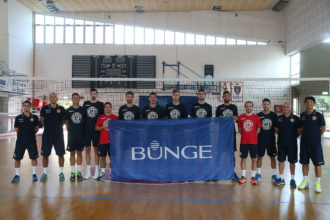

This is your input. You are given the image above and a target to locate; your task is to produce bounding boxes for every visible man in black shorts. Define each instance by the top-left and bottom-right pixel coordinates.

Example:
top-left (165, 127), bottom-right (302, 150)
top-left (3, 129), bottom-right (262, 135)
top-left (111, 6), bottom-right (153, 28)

top-left (65, 93), bottom-right (84, 182)
top-left (11, 101), bottom-right (39, 183)
top-left (40, 92), bottom-right (66, 182)
top-left (256, 98), bottom-right (279, 183)
top-left (142, 92), bottom-right (165, 120)
top-left (274, 102), bottom-right (300, 187)
top-left (298, 96), bottom-right (326, 193)
top-left (83, 88), bottom-right (104, 179)
top-left (165, 88), bottom-right (187, 119)
top-left (118, 91), bottom-right (141, 120)
top-left (190, 89), bottom-right (212, 118)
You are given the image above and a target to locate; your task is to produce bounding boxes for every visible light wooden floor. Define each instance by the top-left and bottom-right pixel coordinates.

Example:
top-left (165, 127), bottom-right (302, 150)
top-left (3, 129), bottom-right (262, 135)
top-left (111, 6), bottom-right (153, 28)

top-left (0, 134), bottom-right (329, 220)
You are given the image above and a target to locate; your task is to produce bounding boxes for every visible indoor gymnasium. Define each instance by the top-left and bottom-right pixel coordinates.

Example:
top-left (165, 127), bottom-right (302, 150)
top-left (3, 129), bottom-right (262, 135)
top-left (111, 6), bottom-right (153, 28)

top-left (0, 0), bottom-right (330, 219)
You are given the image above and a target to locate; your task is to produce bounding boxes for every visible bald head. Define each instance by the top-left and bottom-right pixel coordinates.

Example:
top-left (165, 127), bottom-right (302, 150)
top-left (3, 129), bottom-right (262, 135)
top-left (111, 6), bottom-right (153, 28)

top-left (49, 92), bottom-right (58, 104)
top-left (282, 102), bottom-right (291, 115)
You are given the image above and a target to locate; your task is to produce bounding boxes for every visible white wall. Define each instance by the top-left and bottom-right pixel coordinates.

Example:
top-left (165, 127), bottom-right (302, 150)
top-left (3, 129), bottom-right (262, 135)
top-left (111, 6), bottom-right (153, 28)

top-left (35, 44), bottom-right (290, 79)
top-left (300, 44), bottom-right (330, 77)
top-left (0, 0), bottom-right (9, 68)
top-left (7, 0), bottom-right (33, 76)
top-left (284, 0), bottom-right (330, 54)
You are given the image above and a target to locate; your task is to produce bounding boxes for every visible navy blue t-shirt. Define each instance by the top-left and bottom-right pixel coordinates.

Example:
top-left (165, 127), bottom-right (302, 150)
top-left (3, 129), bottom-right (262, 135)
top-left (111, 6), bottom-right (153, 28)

top-left (118, 104), bottom-right (141, 120)
top-left (65, 106), bottom-right (84, 137)
top-left (216, 104), bottom-right (238, 117)
top-left (14, 113), bottom-right (39, 143)
top-left (40, 104), bottom-right (65, 137)
top-left (83, 101), bottom-right (104, 132)
top-left (257, 111), bottom-right (278, 144)
top-left (165, 103), bottom-right (188, 119)
top-left (142, 105), bottom-right (165, 120)
top-left (190, 103), bottom-right (212, 118)
top-left (300, 110), bottom-right (326, 146)
top-left (276, 113), bottom-right (300, 148)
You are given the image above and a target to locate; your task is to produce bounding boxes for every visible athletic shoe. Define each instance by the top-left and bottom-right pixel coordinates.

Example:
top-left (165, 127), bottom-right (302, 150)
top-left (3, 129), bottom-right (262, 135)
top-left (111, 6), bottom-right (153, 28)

top-left (70, 172), bottom-right (76, 181)
top-left (40, 173), bottom-right (48, 182)
top-left (290, 179), bottom-right (296, 188)
top-left (97, 172), bottom-right (105, 181)
top-left (11, 175), bottom-right (20, 183)
top-left (271, 175), bottom-right (279, 183)
top-left (32, 174), bottom-right (38, 182)
top-left (315, 182), bottom-right (322, 193)
top-left (298, 180), bottom-right (308, 190)
top-left (238, 176), bottom-right (246, 184)
top-left (59, 173), bottom-right (65, 181)
top-left (275, 178), bottom-right (285, 186)
top-left (93, 170), bottom-right (99, 180)
top-left (250, 177), bottom-right (258, 185)
top-left (84, 172), bottom-right (91, 180)
top-left (255, 173), bottom-right (262, 182)
top-left (77, 172), bottom-right (83, 181)
top-left (233, 172), bottom-right (240, 181)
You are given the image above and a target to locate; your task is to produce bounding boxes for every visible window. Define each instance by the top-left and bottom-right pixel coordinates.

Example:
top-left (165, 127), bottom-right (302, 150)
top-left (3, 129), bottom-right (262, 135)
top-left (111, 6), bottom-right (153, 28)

top-left (135, 27), bottom-right (144, 44)
top-left (185, 33), bottom-right (195, 45)
top-left (55, 17), bottom-right (64, 44)
top-left (216, 37), bottom-right (225, 45)
top-left (145, 28), bottom-right (154, 45)
top-left (237, 39), bottom-right (246, 45)
top-left (290, 53), bottom-right (300, 85)
top-left (95, 22), bottom-right (104, 44)
top-left (124, 25), bottom-right (134, 44)
top-left (35, 26), bottom-right (44, 44)
top-left (45, 16), bottom-right (54, 44)
top-left (206, 36), bottom-right (215, 45)
top-left (75, 19), bottom-right (84, 44)
top-left (247, 40), bottom-right (256, 45)
top-left (196, 34), bottom-right (205, 45)
top-left (114, 24), bottom-right (124, 44)
top-left (65, 18), bottom-right (74, 44)
top-left (105, 24), bottom-right (114, 44)
top-left (175, 32), bottom-right (184, 45)
top-left (165, 31), bottom-right (174, 45)
top-left (155, 29), bottom-right (164, 44)
top-left (85, 21), bottom-right (94, 44)
top-left (226, 38), bottom-right (236, 45)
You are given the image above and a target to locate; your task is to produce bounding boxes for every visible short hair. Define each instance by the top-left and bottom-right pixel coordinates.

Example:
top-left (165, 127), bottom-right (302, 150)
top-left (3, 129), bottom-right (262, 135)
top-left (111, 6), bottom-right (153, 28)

top-left (23, 100), bottom-right (31, 106)
top-left (172, 88), bottom-right (180, 94)
top-left (223, 91), bottom-right (230, 96)
top-left (126, 91), bottom-right (134, 96)
top-left (304, 96), bottom-right (315, 103)
top-left (262, 98), bottom-right (271, 103)
top-left (245, 101), bottom-right (254, 107)
top-left (72, 92), bottom-right (80, 97)
top-left (149, 92), bottom-right (157, 97)
top-left (104, 102), bottom-right (112, 107)
top-left (90, 88), bottom-right (98, 94)
top-left (198, 89), bottom-right (205, 93)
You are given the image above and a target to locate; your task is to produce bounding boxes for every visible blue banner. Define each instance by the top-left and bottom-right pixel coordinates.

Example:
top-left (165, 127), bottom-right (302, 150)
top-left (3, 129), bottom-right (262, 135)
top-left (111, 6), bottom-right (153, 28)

top-left (109, 117), bottom-right (234, 182)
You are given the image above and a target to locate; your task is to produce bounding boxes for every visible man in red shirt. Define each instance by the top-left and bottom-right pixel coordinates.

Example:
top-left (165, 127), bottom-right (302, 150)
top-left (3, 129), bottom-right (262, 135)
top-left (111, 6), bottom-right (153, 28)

top-left (95, 102), bottom-right (118, 181)
top-left (238, 101), bottom-right (261, 184)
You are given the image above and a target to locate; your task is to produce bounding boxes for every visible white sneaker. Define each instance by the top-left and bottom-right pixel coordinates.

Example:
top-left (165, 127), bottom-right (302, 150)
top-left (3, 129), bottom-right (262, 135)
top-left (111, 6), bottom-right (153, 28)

top-left (93, 170), bottom-right (99, 179)
top-left (84, 172), bottom-right (91, 180)
top-left (298, 180), bottom-right (309, 190)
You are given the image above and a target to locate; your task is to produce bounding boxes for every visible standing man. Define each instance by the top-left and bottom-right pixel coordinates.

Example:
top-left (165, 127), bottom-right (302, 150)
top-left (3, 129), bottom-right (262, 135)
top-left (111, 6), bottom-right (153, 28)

top-left (95, 102), bottom-right (118, 180)
top-left (298, 96), bottom-right (326, 193)
top-left (165, 89), bottom-right (187, 119)
top-left (190, 89), bottom-right (212, 118)
top-left (256, 98), bottom-right (279, 183)
top-left (65, 93), bottom-right (84, 182)
top-left (11, 101), bottom-right (39, 183)
top-left (118, 91), bottom-right (141, 120)
top-left (40, 92), bottom-right (66, 182)
top-left (274, 102), bottom-right (301, 187)
top-left (237, 101), bottom-right (261, 184)
top-left (83, 88), bottom-right (104, 179)
top-left (142, 92), bottom-right (165, 120)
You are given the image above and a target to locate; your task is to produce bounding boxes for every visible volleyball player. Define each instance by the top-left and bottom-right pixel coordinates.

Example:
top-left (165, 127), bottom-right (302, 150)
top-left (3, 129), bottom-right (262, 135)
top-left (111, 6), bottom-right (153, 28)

top-left (95, 102), bottom-right (118, 181)
top-left (40, 92), bottom-right (66, 182)
top-left (11, 101), bottom-right (39, 183)
top-left (165, 89), bottom-right (187, 119)
top-left (83, 88), bottom-right (104, 179)
top-left (65, 93), bottom-right (84, 181)
top-left (238, 101), bottom-right (261, 185)
top-left (256, 98), bottom-right (279, 183)
top-left (118, 91), bottom-right (141, 120)
top-left (190, 89), bottom-right (212, 118)
top-left (298, 96), bottom-right (326, 193)
top-left (142, 92), bottom-right (165, 120)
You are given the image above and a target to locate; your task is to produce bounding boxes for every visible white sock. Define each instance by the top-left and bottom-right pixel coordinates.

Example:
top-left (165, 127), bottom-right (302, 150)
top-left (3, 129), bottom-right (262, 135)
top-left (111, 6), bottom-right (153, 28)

top-left (257, 168), bottom-right (261, 174)
top-left (32, 166), bottom-right (37, 175)
top-left (71, 166), bottom-right (75, 172)
top-left (279, 174), bottom-right (284, 179)
top-left (59, 167), bottom-right (64, 174)
top-left (43, 168), bottom-right (47, 174)
top-left (242, 170), bottom-right (246, 177)
top-left (303, 176), bottom-right (308, 182)
top-left (101, 168), bottom-right (105, 173)
top-left (95, 165), bottom-right (99, 171)
top-left (15, 168), bottom-right (20, 176)
top-left (251, 171), bottom-right (256, 177)
top-left (316, 177), bottom-right (321, 183)
top-left (291, 175), bottom-right (295, 180)
top-left (77, 165), bottom-right (82, 172)
top-left (86, 165), bottom-right (91, 173)
top-left (272, 169), bottom-right (277, 175)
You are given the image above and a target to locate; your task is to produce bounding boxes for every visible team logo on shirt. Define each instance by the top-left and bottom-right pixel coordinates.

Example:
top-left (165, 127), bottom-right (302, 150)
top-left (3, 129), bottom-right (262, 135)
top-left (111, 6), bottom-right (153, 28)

top-left (87, 106), bottom-right (98, 118)
top-left (196, 108), bottom-right (207, 118)
top-left (312, 116), bottom-right (317, 120)
top-left (57, 109), bottom-right (61, 113)
top-left (123, 111), bottom-right (135, 120)
top-left (147, 111), bottom-right (159, 119)
top-left (30, 118), bottom-right (34, 122)
top-left (290, 118), bottom-right (295, 122)
top-left (71, 112), bottom-right (82, 124)
top-left (170, 109), bottom-right (180, 119)
top-left (223, 109), bottom-right (233, 117)
top-left (262, 118), bottom-right (272, 130)
top-left (103, 119), bottom-right (110, 131)
top-left (243, 120), bottom-right (254, 132)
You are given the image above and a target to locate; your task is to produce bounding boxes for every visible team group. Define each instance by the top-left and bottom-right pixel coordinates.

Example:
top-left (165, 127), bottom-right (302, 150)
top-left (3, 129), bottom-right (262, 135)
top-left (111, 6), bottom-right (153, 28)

top-left (11, 88), bottom-right (326, 192)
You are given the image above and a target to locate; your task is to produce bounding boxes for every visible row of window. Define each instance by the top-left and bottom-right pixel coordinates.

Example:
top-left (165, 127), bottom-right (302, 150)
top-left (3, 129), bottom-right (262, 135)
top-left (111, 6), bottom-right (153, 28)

top-left (290, 53), bottom-right (300, 85)
top-left (35, 14), bottom-right (268, 46)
